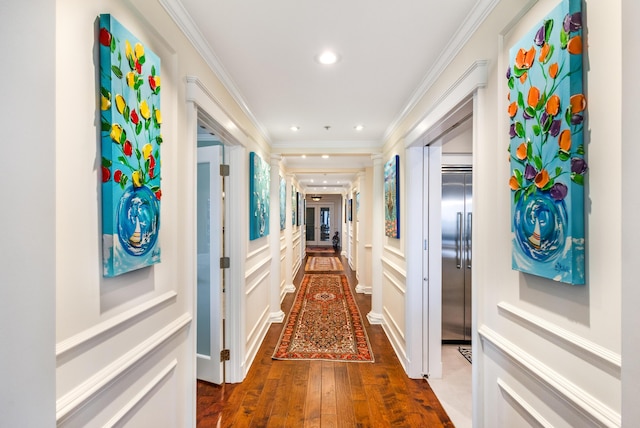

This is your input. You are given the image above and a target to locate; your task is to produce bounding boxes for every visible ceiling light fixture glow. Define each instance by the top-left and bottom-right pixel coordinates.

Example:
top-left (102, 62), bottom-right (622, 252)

top-left (354, 125), bottom-right (364, 131)
top-left (322, 155), bottom-right (329, 159)
top-left (290, 126), bottom-right (300, 131)
top-left (317, 50), bottom-right (339, 65)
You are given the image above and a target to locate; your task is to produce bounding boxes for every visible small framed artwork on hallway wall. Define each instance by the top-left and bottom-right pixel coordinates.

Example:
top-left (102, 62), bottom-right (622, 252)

top-left (99, 14), bottom-right (162, 277)
top-left (384, 155), bottom-right (400, 238)
top-left (507, 0), bottom-right (587, 284)
top-left (249, 152), bottom-right (270, 240)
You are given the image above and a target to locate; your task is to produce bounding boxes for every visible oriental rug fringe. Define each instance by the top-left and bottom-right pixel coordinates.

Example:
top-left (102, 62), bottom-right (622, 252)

top-left (273, 274), bottom-right (374, 362)
top-left (305, 256), bottom-right (344, 272)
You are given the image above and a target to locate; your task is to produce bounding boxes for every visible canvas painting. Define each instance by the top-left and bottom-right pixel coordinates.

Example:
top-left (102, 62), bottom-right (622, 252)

top-left (99, 14), bottom-right (162, 277)
top-left (384, 155), bottom-right (400, 238)
top-left (348, 199), bottom-right (352, 222)
top-left (279, 175), bottom-right (286, 230)
top-left (507, 0), bottom-right (587, 284)
top-left (291, 186), bottom-right (297, 226)
top-left (249, 152), bottom-right (270, 240)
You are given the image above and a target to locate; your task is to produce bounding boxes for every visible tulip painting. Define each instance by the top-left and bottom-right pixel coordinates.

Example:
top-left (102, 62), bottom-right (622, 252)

top-left (249, 152), bottom-right (270, 240)
top-left (507, 0), bottom-right (587, 284)
top-left (384, 155), bottom-right (400, 238)
top-left (100, 14), bottom-right (162, 277)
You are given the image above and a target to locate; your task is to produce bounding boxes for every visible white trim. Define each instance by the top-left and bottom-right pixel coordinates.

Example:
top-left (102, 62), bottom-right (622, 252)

top-left (479, 325), bottom-right (621, 428)
top-left (498, 302), bottom-right (622, 370)
top-left (383, 271), bottom-right (406, 295)
top-left (269, 310), bottom-right (285, 323)
top-left (404, 60), bottom-right (488, 147)
top-left (246, 269), bottom-right (270, 296)
top-left (383, 244), bottom-right (405, 259)
top-left (386, 0), bottom-right (498, 142)
top-left (497, 377), bottom-right (554, 428)
top-left (56, 313), bottom-right (192, 423)
top-left (160, 1), bottom-right (270, 144)
top-left (246, 243), bottom-right (270, 260)
top-left (380, 256), bottom-right (407, 279)
top-left (102, 360), bottom-right (178, 428)
top-left (56, 291), bottom-right (177, 358)
top-left (244, 254), bottom-right (272, 279)
top-left (381, 310), bottom-right (408, 371)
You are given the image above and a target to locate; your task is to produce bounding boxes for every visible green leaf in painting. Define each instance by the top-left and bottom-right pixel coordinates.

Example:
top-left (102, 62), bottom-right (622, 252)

top-left (119, 129), bottom-right (127, 145)
top-left (156, 135), bottom-right (163, 145)
top-left (508, 76), bottom-right (515, 90)
top-left (558, 150), bottom-right (570, 161)
top-left (555, 166), bottom-right (563, 177)
top-left (565, 108), bottom-right (572, 126)
top-left (533, 156), bottom-right (543, 171)
top-left (100, 86), bottom-right (110, 98)
top-left (517, 91), bottom-right (525, 109)
top-left (571, 172), bottom-right (584, 185)
top-left (111, 65), bottom-right (123, 79)
top-left (101, 117), bottom-right (111, 132)
top-left (139, 55), bottom-right (146, 66)
top-left (514, 189), bottom-right (522, 204)
top-left (544, 19), bottom-right (554, 43)
top-left (560, 29), bottom-right (569, 49)
top-left (102, 157), bottom-right (112, 168)
top-left (120, 174), bottom-right (128, 189)
top-left (527, 141), bottom-right (533, 159)
top-left (151, 65), bottom-right (156, 76)
top-left (124, 106), bottom-right (130, 123)
top-left (145, 120), bottom-right (151, 131)
top-left (117, 155), bottom-right (126, 164)
top-left (525, 106), bottom-right (536, 118)
top-left (577, 145), bottom-right (585, 155)
top-left (514, 168), bottom-right (523, 182)
top-left (532, 124), bottom-right (541, 136)
top-left (110, 37), bottom-right (116, 53)
top-left (515, 122), bottom-right (525, 138)
top-left (135, 148), bottom-right (142, 160)
top-left (135, 122), bottom-right (143, 135)
top-left (513, 66), bottom-right (526, 78)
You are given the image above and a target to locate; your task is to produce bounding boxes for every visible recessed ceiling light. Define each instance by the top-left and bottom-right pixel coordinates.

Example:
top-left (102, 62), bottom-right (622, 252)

top-left (316, 50), bottom-right (340, 65)
top-left (290, 126), bottom-right (300, 131)
top-left (354, 125), bottom-right (364, 131)
top-left (322, 155), bottom-right (329, 159)
top-left (301, 154), bottom-right (306, 158)
top-left (323, 180), bottom-right (327, 184)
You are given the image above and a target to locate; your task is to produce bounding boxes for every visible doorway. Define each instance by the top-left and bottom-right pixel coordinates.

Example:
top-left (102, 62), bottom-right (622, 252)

top-left (196, 138), bottom-right (226, 384)
top-left (305, 203), bottom-right (334, 246)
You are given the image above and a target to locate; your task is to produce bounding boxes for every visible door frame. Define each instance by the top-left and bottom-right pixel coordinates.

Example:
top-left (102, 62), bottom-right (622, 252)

top-left (187, 77), bottom-right (247, 384)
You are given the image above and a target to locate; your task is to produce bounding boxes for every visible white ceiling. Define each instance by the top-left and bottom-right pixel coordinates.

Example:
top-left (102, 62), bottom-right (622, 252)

top-left (167, 0), bottom-right (489, 192)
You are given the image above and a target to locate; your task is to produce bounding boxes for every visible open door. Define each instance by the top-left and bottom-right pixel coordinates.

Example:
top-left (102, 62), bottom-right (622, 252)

top-left (196, 145), bottom-right (224, 384)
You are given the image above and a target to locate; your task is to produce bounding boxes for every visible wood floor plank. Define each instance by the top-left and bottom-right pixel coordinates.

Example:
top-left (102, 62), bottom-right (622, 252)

top-left (197, 253), bottom-right (454, 428)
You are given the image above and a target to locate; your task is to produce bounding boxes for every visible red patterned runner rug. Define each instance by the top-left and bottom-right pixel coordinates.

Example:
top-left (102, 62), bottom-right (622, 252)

top-left (273, 274), bottom-right (374, 362)
top-left (305, 256), bottom-right (344, 272)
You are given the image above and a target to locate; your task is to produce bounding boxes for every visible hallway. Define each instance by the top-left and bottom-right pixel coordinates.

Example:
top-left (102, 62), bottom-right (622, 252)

top-left (197, 250), bottom-right (455, 427)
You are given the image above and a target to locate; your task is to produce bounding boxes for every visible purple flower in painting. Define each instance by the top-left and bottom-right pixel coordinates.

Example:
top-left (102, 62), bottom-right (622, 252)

top-left (549, 120), bottom-right (562, 137)
top-left (509, 123), bottom-right (517, 138)
top-left (506, 67), bottom-right (511, 80)
top-left (571, 157), bottom-right (588, 174)
top-left (541, 111), bottom-right (550, 129)
top-left (523, 109), bottom-right (533, 120)
top-left (571, 114), bottom-right (584, 125)
top-left (524, 164), bottom-right (537, 180)
top-left (534, 25), bottom-right (546, 46)
top-left (550, 183), bottom-right (568, 201)
top-left (563, 12), bottom-right (582, 33)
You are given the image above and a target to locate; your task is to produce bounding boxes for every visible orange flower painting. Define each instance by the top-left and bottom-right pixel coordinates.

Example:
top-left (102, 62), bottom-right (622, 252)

top-left (507, 0), bottom-right (587, 285)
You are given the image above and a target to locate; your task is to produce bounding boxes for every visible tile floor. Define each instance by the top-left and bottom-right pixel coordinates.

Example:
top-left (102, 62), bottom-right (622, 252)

top-left (427, 344), bottom-right (472, 428)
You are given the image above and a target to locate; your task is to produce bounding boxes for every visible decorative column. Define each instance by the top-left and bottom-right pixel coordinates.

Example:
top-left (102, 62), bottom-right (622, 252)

top-left (368, 154), bottom-right (384, 324)
top-left (269, 154), bottom-right (285, 322)
top-left (283, 174), bottom-right (296, 292)
top-left (355, 171), bottom-right (370, 294)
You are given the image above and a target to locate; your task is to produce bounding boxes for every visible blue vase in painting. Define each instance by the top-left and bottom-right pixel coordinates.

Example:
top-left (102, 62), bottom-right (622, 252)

top-left (116, 185), bottom-right (160, 257)
top-left (513, 190), bottom-right (567, 262)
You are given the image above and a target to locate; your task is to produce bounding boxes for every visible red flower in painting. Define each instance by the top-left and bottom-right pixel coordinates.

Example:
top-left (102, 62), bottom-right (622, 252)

top-left (99, 28), bottom-right (111, 47)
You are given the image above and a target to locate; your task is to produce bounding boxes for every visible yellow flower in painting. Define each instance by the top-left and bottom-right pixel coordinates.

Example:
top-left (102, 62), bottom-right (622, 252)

top-left (142, 143), bottom-right (153, 160)
top-left (125, 40), bottom-right (133, 60)
top-left (115, 94), bottom-right (126, 115)
top-left (110, 123), bottom-right (123, 144)
top-left (132, 170), bottom-right (143, 187)
top-left (154, 108), bottom-right (162, 124)
top-left (140, 100), bottom-right (151, 119)
top-left (101, 94), bottom-right (111, 111)
top-left (126, 71), bottom-right (136, 88)
top-left (134, 43), bottom-right (144, 60)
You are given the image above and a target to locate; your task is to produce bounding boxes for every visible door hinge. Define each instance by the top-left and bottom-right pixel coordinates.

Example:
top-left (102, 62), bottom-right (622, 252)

top-left (220, 164), bottom-right (230, 177)
top-left (220, 349), bottom-right (230, 362)
top-left (220, 257), bottom-right (230, 269)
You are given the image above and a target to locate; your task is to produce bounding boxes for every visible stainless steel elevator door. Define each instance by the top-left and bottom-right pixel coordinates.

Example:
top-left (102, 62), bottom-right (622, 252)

top-left (441, 170), bottom-right (472, 342)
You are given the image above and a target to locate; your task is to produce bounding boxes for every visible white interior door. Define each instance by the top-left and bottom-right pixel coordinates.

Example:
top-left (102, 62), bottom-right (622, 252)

top-left (306, 203), bottom-right (333, 246)
top-left (196, 145), bottom-right (224, 384)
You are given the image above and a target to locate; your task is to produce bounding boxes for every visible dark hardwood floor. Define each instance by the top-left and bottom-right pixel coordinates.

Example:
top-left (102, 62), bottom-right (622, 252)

top-left (197, 250), bottom-right (454, 427)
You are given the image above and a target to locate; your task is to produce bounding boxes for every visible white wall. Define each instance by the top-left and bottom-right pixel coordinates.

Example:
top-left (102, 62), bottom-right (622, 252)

top-left (0, 1), bottom-right (56, 425)
top-left (382, 0), bottom-right (624, 426)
